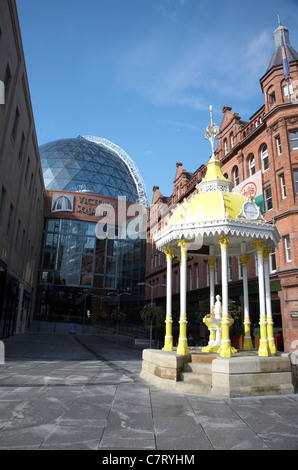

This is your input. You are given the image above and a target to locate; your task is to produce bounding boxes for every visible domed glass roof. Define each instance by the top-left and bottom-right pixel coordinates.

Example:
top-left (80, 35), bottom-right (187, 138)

top-left (39, 136), bottom-right (146, 204)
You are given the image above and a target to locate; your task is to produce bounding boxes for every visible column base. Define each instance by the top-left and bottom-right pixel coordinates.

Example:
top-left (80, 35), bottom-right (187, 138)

top-left (268, 339), bottom-right (277, 355)
top-left (163, 336), bottom-right (174, 351)
top-left (258, 340), bottom-right (270, 357)
top-left (218, 342), bottom-right (237, 358)
top-left (177, 339), bottom-right (189, 356)
top-left (243, 336), bottom-right (254, 350)
top-left (201, 344), bottom-right (220, 353)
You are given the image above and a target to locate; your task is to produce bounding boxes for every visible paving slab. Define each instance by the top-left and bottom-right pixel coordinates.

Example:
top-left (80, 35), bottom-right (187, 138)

top-left (0, 331), bottom-right (297, 452)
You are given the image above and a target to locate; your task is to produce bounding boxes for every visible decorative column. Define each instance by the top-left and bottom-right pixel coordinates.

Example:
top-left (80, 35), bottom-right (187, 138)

top-left (239, 255), bottom-right (253, 350)
top-left (263, 248), bottom-right (277, 354)
top-left (207, 256), bottom-right (217, 347)
top-left (177, 239), bottom-right (189, 355)
top-left (253, 241), bottom-right (270, 357)
top-left (164, 247), bottom-right (175, 351)
top-left (208, 256), bottom-right (216, 308)
top-left (218, 236), bottom-right (233, 357)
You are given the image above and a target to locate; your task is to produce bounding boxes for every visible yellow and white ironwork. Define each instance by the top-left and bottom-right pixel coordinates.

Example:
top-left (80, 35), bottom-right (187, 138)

top-left (164, 247), bottom-right (175, 351)
top-left (151, 106), bottom-right (280, 359)
top-left (239, 254), bottom-right (253, 350)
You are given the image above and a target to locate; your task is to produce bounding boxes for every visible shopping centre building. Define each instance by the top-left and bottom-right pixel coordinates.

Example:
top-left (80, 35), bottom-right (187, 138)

top-left (35, 136), bottom-right (148, 324)
top-left (146, 20), bottom-right (298, 352)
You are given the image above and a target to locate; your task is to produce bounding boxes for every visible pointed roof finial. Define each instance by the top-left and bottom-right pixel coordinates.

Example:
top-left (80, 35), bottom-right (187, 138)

top-left (205, 105), bottom-right (219, 156)
top-left (278, 12), bottom-right (281, 26)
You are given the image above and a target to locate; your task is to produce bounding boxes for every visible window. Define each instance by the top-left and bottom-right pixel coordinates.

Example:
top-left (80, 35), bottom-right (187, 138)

top-left (269, 250), bottom-right (276, 273)
top-left (289, 131), bottom-right (298, 150)
top-left (18, 133), bottom-right (25, 162)
top-left (238, 257), bottom-right (243, 279)
top-left (248, 154), bottom-right (255, 176)
top-left (0, 186), bottom-right (6, 216)
top-left (11, 107), bottom-right (20, 141)
top-left (189, 266), bottom-right (192, 290)
top-left (215, 259), bottom-right (219, 284)
top-left (264, 186), bottom-right (273, 211)
top-left (3, 64), bottom-right (11, 97)
top-left (15, 219), bottom-right (21, 249)
top-left (6, 203), bottom-right (14, 236)
top-left (24, 157), bottom-right (30, 182)
top-left (261, 144), bottom-right (269, 171)
top-left (269, 91), bottom-right (276, 104)
top-left (294, 170), bottom-right (298, 194)
top-left (233, 166), bottom-right (239, 187)
top-left (276, 135), bottom-right (282, 155)
top-left (195, 263), bottom-right (199, 289)
top-left (228, 256), bottom-right (232, 281)
top-left (283, 83), bottom-right (293, 98)
top-left (230, 133), bottom-right (234, 149)
top-left (224, 139), bottom-right (228, 155)
top-left (279, 174), bottom-right (286, 199)
top-left (284, 235), bottom-right (292, 262)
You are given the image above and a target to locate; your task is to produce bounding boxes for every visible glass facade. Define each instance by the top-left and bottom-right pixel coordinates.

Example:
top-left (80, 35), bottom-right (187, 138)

top-left (37, 218), bottom-right (146, 321)
top-left (39, 136), bottom-right (140, 203)
top-left (39, 218), bottom-right (145, 292)
top-left (36, 136), bottom-right (147, 323)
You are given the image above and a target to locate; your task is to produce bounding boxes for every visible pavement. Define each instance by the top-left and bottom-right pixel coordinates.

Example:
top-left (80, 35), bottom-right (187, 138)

top-left (0, 330), bottom-right (297, 453)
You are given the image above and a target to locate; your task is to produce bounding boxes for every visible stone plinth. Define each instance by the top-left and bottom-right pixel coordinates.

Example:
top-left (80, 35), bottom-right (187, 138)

top-left (212, 355), bottom-right (294, 397)
top-left (140, 349), bottom-right (294, 398)
top-left (140, 349), bottom-right (190, 391)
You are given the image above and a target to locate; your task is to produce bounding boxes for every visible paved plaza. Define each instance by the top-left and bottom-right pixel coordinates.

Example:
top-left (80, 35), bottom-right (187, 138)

top-left (0, 330), bottom-right (297, 451)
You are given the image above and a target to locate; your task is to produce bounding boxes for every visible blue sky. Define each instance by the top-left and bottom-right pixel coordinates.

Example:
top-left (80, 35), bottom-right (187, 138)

top-left (17, 0), bottom-right (298, 202)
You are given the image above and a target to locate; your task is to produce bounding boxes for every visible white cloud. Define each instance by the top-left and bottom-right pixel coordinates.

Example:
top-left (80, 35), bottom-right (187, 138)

top-left (118, 22), bottom-right (273, 111)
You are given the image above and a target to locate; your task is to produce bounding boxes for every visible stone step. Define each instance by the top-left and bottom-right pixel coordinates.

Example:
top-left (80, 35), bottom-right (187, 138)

top-left (190, 353), bottom-right (218, 364)
top-left (183, 362), bottom-right (212, 374)
top-left (180, 371), bottom-right (212, 384)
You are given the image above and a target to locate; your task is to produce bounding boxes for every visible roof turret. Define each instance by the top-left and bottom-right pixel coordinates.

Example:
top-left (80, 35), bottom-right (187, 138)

top-left (266, 18), bottom-right (298, 73)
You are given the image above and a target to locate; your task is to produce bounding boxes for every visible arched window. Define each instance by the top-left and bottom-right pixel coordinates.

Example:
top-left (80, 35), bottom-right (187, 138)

top-left (230, 133), bottom-right (234, 149)
top-left (248, 154), bottom-right (255, 176)
top-left (261, 144), bottom-right (269, 171)
top-left (224, 138), bottom-right (228, 155)
top-left (233, 166), bottom-right (239, 187)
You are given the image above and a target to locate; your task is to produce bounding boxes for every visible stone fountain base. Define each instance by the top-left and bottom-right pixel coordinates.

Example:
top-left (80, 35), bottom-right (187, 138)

top-left (140, 348), bottom-right (294, 398)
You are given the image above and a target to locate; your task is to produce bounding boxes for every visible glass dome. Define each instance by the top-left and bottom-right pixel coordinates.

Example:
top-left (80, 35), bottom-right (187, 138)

top-left (39, 136), bottom-right (146, 204)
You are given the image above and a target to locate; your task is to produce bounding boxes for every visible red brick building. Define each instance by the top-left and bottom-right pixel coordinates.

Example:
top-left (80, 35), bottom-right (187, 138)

top-left (145, 20), bottom-right (298, 352)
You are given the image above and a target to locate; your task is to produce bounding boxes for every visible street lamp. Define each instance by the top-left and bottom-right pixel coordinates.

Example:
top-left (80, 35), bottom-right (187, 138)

top-left (137, 282), bottom-right (166, 347)
top-left (107, 291), bottom-right (132, 342)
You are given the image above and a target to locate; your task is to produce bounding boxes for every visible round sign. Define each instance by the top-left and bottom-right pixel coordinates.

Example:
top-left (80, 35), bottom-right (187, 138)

top-left (240, 182), bottom-right (257, 199)
top-left (242, 201), bottom-right (259, 220)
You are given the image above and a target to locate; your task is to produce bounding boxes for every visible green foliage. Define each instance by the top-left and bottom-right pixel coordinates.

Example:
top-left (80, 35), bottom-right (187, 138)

top-left (140, 305), bottom-right (165, 329)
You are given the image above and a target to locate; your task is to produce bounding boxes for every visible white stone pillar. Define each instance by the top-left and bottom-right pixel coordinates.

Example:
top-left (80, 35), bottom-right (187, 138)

top-left (239, 255), bottom-right (253, 350)
top-left (177, 239), bottom-right (189, 355)
top-left (164, 247), bottom-right (175, 351)
top-left (218, 236), bottom-right (233, 357)
top-left (263, 248), bottom-right (276, 354)
top-left (253, 241), bottom-right (270, 357)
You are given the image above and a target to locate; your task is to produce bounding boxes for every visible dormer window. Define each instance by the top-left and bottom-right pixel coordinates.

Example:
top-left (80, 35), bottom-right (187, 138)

top-left (269, 91), bottom-right (276, 104)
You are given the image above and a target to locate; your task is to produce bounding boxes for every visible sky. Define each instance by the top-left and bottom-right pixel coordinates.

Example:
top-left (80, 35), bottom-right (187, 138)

top-left (16, 0), bottom-right (298, 202)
